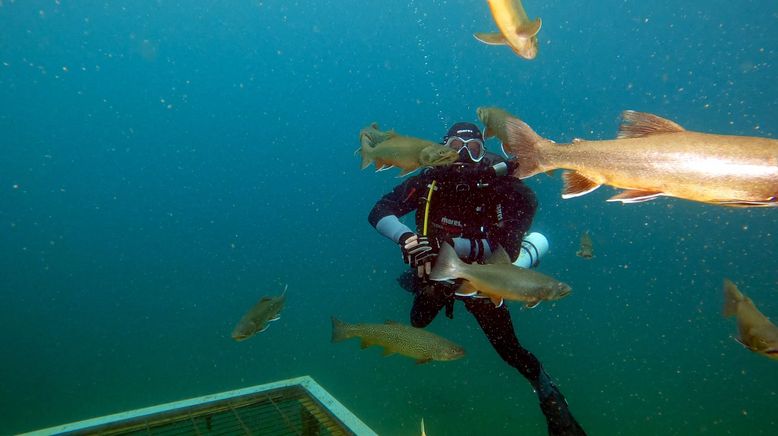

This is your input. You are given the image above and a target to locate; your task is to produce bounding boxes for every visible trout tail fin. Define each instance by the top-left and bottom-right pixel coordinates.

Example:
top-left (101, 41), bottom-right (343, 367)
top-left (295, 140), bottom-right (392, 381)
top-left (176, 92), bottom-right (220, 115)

top-left (502, 116), bottom-right (554, 179)
top-left (723, 279), bottom-right (745, 317)
top-left (331, 316), bottom-right (350, 342)
top-left (429, 243), bottom-right (464, 281)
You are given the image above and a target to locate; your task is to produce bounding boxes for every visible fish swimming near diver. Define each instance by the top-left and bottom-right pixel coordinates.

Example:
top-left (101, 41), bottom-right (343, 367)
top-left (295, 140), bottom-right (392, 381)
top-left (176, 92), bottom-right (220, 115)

top-left (576, 231), bottom-right (594, 259)
top-left (331, 317), bottom-right (465, 364)
top-left (487, 108), bottom-right (778, 207)
top-left (476, 106), bottom-right (516, 148)
top-left (474, 0), bottom-right (542, 60)
top-left (723, 279), bottom-right (778, 360)
top-left (358, 123), bottom-right (459, 176)
top-left (231, 285), bottom-right (287, 341)
top-left (429, 243), bottom-right (571, 308)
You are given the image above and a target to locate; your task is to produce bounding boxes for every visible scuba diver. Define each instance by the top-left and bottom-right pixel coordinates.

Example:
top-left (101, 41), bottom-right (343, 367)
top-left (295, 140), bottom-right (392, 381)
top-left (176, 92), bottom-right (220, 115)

top-left (367, 122), bottom-right (586, 435)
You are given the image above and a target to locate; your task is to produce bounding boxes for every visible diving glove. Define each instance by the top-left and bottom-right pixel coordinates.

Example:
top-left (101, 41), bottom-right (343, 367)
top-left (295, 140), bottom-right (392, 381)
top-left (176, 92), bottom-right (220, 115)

top-left (399, 233), bottom-right (439, 278)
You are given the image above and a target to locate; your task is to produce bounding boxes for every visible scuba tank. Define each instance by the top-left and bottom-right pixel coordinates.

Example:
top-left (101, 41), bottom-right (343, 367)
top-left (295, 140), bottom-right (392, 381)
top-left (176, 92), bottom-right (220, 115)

top-left (513, 232), bottom-right (549, 268)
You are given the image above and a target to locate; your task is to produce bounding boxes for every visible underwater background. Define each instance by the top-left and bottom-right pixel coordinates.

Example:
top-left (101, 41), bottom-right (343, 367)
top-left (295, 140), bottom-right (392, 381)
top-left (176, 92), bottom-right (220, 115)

top-left (1, 0), bottom-right (777, 434)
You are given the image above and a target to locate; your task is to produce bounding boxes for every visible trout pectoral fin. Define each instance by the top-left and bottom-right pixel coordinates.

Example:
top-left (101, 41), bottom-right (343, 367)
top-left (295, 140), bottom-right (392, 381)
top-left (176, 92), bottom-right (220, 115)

top-left (490, 296), bottom-right (504, 307)
top-left (561, 171), bottom-right (601, 199)
top-left (473, 32), bottom-right (507, 45)
top-left (607, 190), bottom-right (664, 203)
top-left (382, 348), bottom-right (396, 357)
top-left (516, 18), bottom-right (542, 38)
top-left (415, 357), bottom-right (433, 365)
top-left (525, 300), bottom-right (541, 309)
top-left (359, 339), bottom-right (372, 349)
top-left (396, 168), bottom-right (416, 177)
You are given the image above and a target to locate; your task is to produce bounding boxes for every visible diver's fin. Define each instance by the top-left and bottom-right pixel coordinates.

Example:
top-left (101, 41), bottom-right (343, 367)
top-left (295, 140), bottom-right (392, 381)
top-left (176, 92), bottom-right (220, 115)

top-left (516, 18), bottom-right (542, 38)
top-left (607, 190), bottom-right (664, 203)
top-left (561, 171), bottom-right (601, 199)
top-left (617, 110), bottom-right (685, 139)
top-left (473, 32), bottom-right (507, 45)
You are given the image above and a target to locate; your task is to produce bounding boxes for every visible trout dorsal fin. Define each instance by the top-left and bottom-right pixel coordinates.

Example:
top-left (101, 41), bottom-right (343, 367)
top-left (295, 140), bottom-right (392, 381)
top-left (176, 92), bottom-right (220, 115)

top-left (617, 110), bottom-right (685, 139)
top-left (485, 246), bottom-right (512, 264)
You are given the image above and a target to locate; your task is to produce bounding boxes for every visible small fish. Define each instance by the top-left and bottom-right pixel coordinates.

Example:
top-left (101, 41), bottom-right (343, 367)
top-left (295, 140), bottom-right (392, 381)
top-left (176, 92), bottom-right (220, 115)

top-left (231, 285), bottom-right (287, 341)
top-left (359, 122), bottom-right (396, 149)
top-left (429, 243), bottom-right (571, 308)
top-left (358, 123), bottom-right (459, 176)
top-left (723, 279), bottom-right (778, 360)
top-left (331, 317), bottom-right (465, 364)
top-left (474, 0), bottom-right (542, 60)
top-left (476, 106), bottom-right (515, 147)
top-left (490, 109), bottom-right (778, 207)
top-left (576, 231), bottom-right (594, 259)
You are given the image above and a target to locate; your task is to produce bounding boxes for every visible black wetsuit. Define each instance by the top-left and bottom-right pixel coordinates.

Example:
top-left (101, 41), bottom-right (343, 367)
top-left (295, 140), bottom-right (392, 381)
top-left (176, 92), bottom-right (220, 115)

top-left (368, 153), bottom-right (541, 378)
top-left (368, 154), bottom-right (586, 435)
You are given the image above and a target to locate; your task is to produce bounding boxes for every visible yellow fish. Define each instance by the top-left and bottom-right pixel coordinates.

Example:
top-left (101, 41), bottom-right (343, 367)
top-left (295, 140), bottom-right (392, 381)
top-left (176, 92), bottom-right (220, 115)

top-left (358, 123), bottom-right (459, 176)
top-left (232, 285), bottom-right (287, 341)
top-left (492, 109), bottom-right (778, 207)
top-left (474, 0), bottom-right (542, 60)
top-left (723, 279), bottom-right (778, 360)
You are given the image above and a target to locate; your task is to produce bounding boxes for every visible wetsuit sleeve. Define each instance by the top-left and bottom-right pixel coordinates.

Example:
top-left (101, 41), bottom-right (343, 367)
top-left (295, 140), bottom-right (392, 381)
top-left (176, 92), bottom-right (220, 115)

top-left (368, 176), bottom-right (423, 243)
top-left (489, 178), bottom-right (538, 261)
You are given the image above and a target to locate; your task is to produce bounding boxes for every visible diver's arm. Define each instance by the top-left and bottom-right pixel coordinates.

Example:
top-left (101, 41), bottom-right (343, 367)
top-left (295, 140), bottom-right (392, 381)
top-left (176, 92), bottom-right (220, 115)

top-left (488, 178), bottom-right (538, 261)
top-left (368, 176), bottom-right (422, 243)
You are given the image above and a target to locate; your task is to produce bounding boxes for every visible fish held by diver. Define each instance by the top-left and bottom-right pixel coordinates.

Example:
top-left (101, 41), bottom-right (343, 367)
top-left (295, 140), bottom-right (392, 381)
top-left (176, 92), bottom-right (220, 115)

top-left (331, 317), bottom-right (465, 364)
top-left (474, 0), bottom-right (542, 60)
top-left (429, 243), bottom-right (571, 308)
top-left (231, 285), bottom-right (287, 341)
top-left (495, 109), bottom-right (778, 207)
top-left (358, 123), bottom-right (459, 176)
top-left (723, 279), bottom-right (778, 360)
top-left (576, 231), bottom-right (594, 259)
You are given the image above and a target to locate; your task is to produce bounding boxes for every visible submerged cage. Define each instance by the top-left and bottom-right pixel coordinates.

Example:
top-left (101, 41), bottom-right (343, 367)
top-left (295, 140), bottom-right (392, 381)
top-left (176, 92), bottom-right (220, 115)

top-left (23, 375), bottom-right (377, 436)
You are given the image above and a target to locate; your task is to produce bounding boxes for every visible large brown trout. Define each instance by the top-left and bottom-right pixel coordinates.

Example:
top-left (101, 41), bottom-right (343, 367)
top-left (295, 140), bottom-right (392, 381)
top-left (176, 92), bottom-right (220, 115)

top-left (331, 317), bottom-right (465, 364)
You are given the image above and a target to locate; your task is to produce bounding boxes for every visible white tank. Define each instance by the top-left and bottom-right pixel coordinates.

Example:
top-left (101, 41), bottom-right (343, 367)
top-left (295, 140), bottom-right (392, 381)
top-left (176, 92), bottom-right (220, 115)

top-left (513, 232), bottom-right (549, 268)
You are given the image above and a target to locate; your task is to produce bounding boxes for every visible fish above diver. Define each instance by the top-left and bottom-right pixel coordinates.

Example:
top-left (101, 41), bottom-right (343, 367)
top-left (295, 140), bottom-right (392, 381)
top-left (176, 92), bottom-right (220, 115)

top-left (723, 279), bottom-right (778, 360)
top-left (358, 123), bottom-right (459, 176)
top-left (476, 106), bottom-right (515, 146)
top-left (487, 108), bottom-right (778, 207)
top-left (474, 0), bottom-right (542, 60)
top-left (231, 285), bottom-right (287, 341)
top-left (576, 231), bottom-right (594, 259)
top-left (331, 317), bottom-right (465, 364)
top-left (429, 243), bottom-right (571, 308)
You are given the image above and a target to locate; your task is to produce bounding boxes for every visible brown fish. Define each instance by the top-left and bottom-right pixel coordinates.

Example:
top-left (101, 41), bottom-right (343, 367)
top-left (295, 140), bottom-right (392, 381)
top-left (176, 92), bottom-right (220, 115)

top-left (331, 317), bottom-right (465, 364)
top-left (576, 231), bottom-right (594, 259)
top-left (358, 123), bottom-right (459, 176)
top-left (231, 285), bottom-right (287, 341)
top-left (723, 279), bottom-right (778, 360)
top-left (474, 0), bottom-right (542, 60)
top-left (429, 243), bottom-right (571, 308)
top-left (490, 109), bottom-right (778, 207)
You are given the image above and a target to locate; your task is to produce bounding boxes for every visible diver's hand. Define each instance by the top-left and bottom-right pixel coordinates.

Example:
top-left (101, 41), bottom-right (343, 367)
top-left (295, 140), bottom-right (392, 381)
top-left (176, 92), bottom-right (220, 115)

top-left (399, 233), bottom-right (439, 278)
